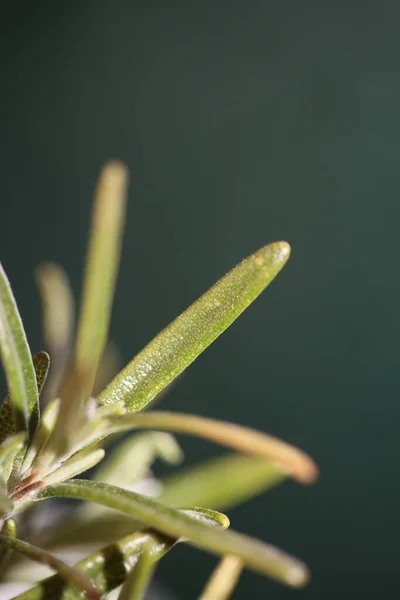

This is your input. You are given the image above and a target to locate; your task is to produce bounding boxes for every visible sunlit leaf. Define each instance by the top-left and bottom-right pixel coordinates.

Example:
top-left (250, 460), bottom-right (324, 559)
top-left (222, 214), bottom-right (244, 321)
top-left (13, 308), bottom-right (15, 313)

top-left (37, 480), bottom-right (309, 587)
top-left (98, 242), bottom-right (290, 412)
top-left (0, 264), bottom-right (39, 435)
top-left (107, 411), bottom-right (318, 485)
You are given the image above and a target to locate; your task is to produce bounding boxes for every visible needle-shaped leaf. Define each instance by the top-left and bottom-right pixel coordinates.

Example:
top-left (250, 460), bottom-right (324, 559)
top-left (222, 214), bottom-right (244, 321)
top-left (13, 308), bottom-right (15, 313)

top-left (98, 242), bottom-right (291, 412)
top-left (107, 411), bottom-right (318, 485)
top-left (94, 431), bottom-right (183, 487)
top-left (10, 508), bottom-right (226, 600)
top-left (0, 518), bottom-right (16, 579)
top-left (0, 477), bottom-right (13, 514)
top-left (35, 263), bottom-right (74, 406)
top-left (41, 447), bottom-right (105, 486)
top-left (117, 541), bottom-right (156, 600)
top-left (0, 535), bottom-right (100, 599)
top-left (45, 162), bottom-right (128, 461)
top-left (0, 433), bottom-right (26, 481)
top-left (198, 555), bottom-right (243, 600)
top-left (0, 265), bottom-right (39, 435)
top-left (37, 480), bottom-right (309, 587)
top-left (0, 353), bottom-right (49, 448)
top-left (20, 399), bottom-right (60, 475)
top-left (160, 453), bottom-right (285, 510)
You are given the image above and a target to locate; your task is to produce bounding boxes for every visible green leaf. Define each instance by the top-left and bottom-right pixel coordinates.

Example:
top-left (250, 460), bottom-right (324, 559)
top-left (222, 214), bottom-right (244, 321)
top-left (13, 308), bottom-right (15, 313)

top-left (37, 480), bottom-right (309, 588)
top-left (31, 352), bottom-right (50, 397)
top-left (198, 555), bottom-right (243, 600)
top-left (41, 447), bottom-right (105, 486)
top-left (117, 541), bottom-right (156, 600)
top-left (35, 263), bottom-right (74, 406)
top-left (19, 399), bottom-right (60, 476)
top-left (0, 534), bottom-right (100, 599)
top-left (0, 476), bottom-right (13, 514)
top-left (44, 162), bottom-right (128, 461)
top-left (94, 431), bottom-right (183, 487)
top-left (0, 517), bottom-right (16, 579)
top-left (0, 264), bottom-right (39, 435)
top-left (98, 242), bottom-right (291, 412)
top-left (160, 453), bottom-right (285, 510)
top-left (0, 433), bottom-right (26, 481)
top-left (106, 411), bottom-right (318, 485)
top-left (9, 507), bottom-right (225, 600)
top-left (0, 353), bottom-right (50, 447)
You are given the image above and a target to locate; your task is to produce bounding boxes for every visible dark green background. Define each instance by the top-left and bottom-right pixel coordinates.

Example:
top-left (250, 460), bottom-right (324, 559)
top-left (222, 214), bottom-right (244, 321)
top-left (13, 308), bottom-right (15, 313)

top-left (1, 1), bottom-right (398, 598)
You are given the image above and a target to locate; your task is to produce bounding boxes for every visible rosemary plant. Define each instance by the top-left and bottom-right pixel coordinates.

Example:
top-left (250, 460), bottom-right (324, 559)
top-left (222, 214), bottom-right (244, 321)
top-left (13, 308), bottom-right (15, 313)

top-left (0, 162), bottom-right (318, 599)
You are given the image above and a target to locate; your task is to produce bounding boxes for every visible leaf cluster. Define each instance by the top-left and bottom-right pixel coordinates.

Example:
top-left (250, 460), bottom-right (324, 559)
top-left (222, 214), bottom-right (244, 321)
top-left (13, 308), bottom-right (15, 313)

top-left (0, 162), bottom-right (318, 599)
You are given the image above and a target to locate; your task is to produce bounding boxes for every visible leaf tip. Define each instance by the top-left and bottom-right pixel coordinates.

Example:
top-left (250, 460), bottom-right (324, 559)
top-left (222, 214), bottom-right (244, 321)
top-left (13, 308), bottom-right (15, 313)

top-left (284, 563), bottom-right (311, 588)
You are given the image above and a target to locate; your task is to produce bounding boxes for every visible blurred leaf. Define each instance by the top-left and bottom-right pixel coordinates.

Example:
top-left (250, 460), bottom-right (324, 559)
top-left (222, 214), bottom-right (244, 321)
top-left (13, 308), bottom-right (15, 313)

top-left (20, 399), bottom-right (60, 475)
top-left (198, 555), bottom-right (243, 600)
top-left (35, 263), bottom-right (74, 406)
top-left (44, 162), bottom-right (128, 463)
top-left (98, 242), bottom-right (291, 413)
top-left (37, 480), bottom-right (309, 587)
top-left (42, 448), bottom-right (105, 487)
top-left (0, 518), bottom-right (16, 579)
top-left (10, 506), bottom-right (227, 600)
top-left (0, 433), bottom-right (26, 482)
top-left (107, 411), bottom-right (318, 485)
top-left (31, 353), bottom-right (50, 397)
top-left (0, 535), bottom-right (99, 599)
top-left (117, 541), bottom-right (155, 600)
top-left (0, 264), bottom-right (39, 436)
top-left (94, 431), bottom-right (183, 487)
top-left (160, 452), bottom-right (285, 510)
top-left (0, 477), bottom-right (13, 514)
top-left (92, 342), bottom-right (122, 398)
top-left (0, 353), bottom-right (49, 448)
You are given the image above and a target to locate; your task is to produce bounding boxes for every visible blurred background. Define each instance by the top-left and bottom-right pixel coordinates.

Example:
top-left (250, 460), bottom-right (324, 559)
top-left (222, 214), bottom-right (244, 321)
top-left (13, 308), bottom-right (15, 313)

top-left (0, 1), bottom-right (399, 598)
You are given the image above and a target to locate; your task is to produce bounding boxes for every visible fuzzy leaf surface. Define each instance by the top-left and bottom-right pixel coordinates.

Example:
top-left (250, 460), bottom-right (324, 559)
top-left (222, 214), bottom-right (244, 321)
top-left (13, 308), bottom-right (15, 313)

top-left (0, 265), bottom-right (39, 435)
top-left (37, 479), bottom-right (309, 587)
top-left (98, 242), bottom-right (290, 412)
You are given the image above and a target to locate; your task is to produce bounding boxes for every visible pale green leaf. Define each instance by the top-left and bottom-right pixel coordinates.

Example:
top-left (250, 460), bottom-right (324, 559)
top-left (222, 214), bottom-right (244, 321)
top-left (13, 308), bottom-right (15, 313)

top-left (37, 480), bottom-right (309, 587)
top-left (160, 453), bottom-right (285, 510)
top-left (117, 541), bottom-right (155, 600)
top-left (0, 517), bottom-right (16, 579)
top-left (0, 534), bottom-right (100, 599)
top-left (106, 411), bottom-right (318, 485)
top-left (94, 431), bottom-right (183, 487)
top-left (35, 263), bottom-right (74, 406)
top-left (198, 555), bottom-right (243, 600)
top-left (0, 433), bottom-right (26, 481)
top-left (9, 507), bottom-right (226, 600)
top-left (0, 352), bottom-right (49, 448)
top-left (41, 447), bottom-right (105, 486)
top-left (0, 264), bottom-right (39, 435)
top-left (98, 242), bottom-right (291, 412)
top-left (0, 477), bottom-right (13, 514)
top-left (20, 399), bottom-right (60, 476)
